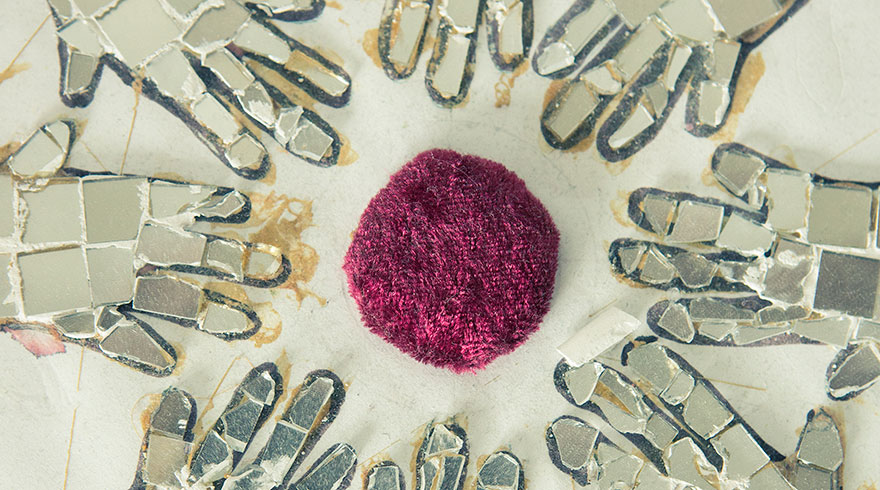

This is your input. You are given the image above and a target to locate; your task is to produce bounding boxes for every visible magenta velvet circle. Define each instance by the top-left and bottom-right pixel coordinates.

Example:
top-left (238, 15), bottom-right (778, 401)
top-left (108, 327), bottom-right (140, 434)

top-left (343, 149), bottom-right (560, 372)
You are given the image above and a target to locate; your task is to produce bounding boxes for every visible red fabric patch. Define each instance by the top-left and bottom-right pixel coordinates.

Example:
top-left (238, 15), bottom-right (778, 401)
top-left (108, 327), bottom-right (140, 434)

top-left (344, 149), bottom-right (559, 372)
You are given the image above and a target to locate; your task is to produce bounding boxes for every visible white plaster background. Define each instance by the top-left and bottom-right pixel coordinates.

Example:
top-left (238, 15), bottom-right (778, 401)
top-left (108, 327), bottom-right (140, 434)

top-left (0, 0), bottom-right (878, 488)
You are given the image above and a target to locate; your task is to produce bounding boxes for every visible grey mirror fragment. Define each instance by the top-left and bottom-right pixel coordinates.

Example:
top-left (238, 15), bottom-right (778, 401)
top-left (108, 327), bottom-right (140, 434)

top-left (545, 417), bottom-right (597, 485)
top-left (364, 461), bottom-right (404, 490)
top-left (475, 451), bottom-right (522, 490)
top-left (827, 342), bottom-right (880, 400)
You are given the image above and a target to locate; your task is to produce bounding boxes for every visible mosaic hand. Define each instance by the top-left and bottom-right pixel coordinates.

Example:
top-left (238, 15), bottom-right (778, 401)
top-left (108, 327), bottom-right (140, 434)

top-left (47, 0), bottom-right (351, 178)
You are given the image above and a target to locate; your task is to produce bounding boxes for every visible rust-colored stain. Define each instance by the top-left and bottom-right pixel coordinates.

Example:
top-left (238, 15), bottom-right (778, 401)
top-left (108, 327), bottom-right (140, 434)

top-left (271, 349), bottom-right (295, 421)
top-left (604, 155), bottom-right (633, 175)
top-left (493, 61), bottom-right (528, 108)
top-left (133, 393), bottom-right (162, 438)
top-left (541, 79), bottom-right (566, 111)
top-left (151, 171), bottom-right (196, 184)
top-left (0, 14), bottom-right (49, 87)
top-left (0, 62), bottom-right (30, 86)
top-left (774, 145), bottom-right (798, 169)
top-left (262, 157), bottom-right (278, 185)
top-left (205, 281), bottom-right (249, 304)
top-left (858, 481), bottom-right (877, 490)
top-left (700, 165), bottom-right (726, 192)
top-left (247, 192), bottom-right (326, 306)
top-left (361, 28), bottom-right (383, 70)
top-left (610, 189), bottom-right (636, 229)
top-left (455, 90), bottom-right (471, 109)
top-left (593, 381), bottom-right (633, 414)
top-left (494, 79), bottom-right (512, 108)
top-left (0, 141), bottom-right (22, 163)
top-left (710, 52), bottom-right (766, 143)
top-left (337, 131), bottom-right (359, 166)
top-left (286, 47), bottom-right (345, 79)
top-left (326, 0), bottom-right (342, 9)
top-left (202, 281), bottom-right (284, 348)
top-left (250, 301), bottom-right (283, 347)
top-left (169, 339), bottom-right (186, 373)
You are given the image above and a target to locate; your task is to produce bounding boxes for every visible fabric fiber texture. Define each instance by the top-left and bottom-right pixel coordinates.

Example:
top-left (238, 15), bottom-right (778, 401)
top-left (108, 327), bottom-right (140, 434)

top-left (343, 149), bottom-right (560, 372)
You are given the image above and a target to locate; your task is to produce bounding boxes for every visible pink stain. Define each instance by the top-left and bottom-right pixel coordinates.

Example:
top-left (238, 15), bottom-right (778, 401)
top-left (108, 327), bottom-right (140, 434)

top-left (344, 149), bottom-right (559, 372)
top-left (8, 326), bottom-right (66, 357)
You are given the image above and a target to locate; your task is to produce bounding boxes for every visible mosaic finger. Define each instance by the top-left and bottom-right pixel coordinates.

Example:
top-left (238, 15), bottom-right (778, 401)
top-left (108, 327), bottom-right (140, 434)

top-left (425, 0), bottom-right (484, 106)
top-left (187, 363), bottom-right (283, 487)
top-left (484, 0), bottom-right (532, 71)
top-left (378, 0), bottom-right (435, 79)
top-left (130, 387), bottom-right (197, 489)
